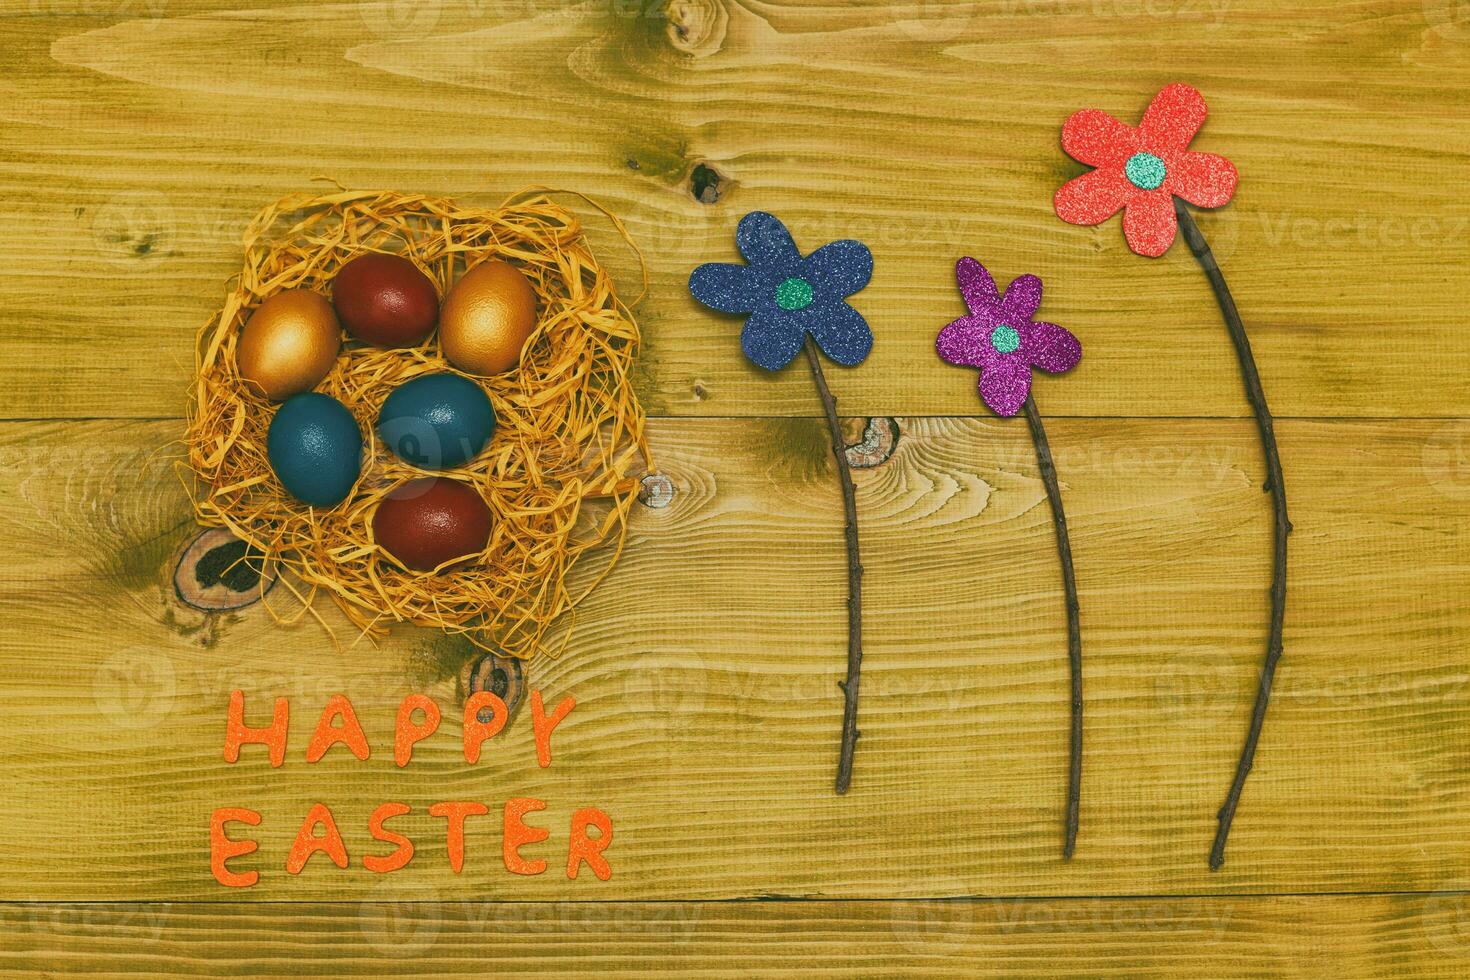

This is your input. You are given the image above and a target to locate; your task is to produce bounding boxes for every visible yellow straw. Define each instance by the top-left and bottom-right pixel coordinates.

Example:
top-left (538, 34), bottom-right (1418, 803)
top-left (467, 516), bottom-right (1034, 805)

top-left (181, 190), bottom-right (651, 660)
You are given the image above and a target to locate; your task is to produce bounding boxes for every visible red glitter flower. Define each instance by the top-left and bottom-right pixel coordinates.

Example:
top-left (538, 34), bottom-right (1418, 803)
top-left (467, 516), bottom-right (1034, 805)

top-left (1053, 83), bottom-right (1237, 257)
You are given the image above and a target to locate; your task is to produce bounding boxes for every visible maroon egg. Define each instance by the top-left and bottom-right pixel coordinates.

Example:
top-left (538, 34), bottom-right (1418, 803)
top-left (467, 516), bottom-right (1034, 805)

top-left (332, 253), bottom-right (439, 348)
top-left (374, 478), bottom-right (491, 572)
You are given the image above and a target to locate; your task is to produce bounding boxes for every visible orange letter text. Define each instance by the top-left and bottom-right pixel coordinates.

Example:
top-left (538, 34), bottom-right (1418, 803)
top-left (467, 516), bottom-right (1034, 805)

top-left (210, 807), bottom-right (261, 888)
top-left (286, 803), bottom-right (349, 875)
top-left (428, 801), bottom-right (490, 874)
top-left (502, 797), bottom-right (549, 875)
top-left (394, 694), bottom-right (441, 767)
top-left (462, 691), bottom-right (508, 764)
top-left (306, 694), bottom-right (370, 763)
top-left (566, 808), bottom-right (613, 881)
top-left (363, 802), bottom-right (414, 874)
top-left (223, 690), bottom-right (288, 767)
top-left (530, 690), bottom-right (575, 768)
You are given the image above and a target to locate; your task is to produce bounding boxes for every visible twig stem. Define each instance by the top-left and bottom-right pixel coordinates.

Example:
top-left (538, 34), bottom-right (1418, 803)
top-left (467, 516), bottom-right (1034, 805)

top-left (1023, 393), bottom-right (1082, 859)
top-left (1175, 201), bottom-right (1291, 871)
top-left (804, 336), bottom-right (864, 795)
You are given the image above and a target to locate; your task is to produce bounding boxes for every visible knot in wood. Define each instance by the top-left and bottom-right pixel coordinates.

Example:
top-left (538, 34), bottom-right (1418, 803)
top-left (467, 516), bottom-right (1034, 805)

top-left (638, 473), bottom-right (676, 509)
top-left (843, 418), bottom-right (900, 469)
top-left (665, 0), bottom-right (727, 57)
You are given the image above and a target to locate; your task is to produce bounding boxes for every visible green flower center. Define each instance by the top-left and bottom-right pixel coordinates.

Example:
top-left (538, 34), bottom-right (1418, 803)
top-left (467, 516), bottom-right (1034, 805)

top-left (775, 276), bottom-right (814, 311)
top-left (990, 323), bottom-right (1020, 354)
top-left (1124, 152), bottom-right (1167, 190)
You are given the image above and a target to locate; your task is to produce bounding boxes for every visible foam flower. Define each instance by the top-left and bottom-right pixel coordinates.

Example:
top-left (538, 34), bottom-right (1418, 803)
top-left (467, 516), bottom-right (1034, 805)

top-left (933, 254), bottom-right (1085, 858)
top-left (1054, 82), bottom-right (1237, 257)
top-left (936, 258), bottom-right (1082, 417)
top-left (689, 211), bottom-right (873, 370)
top-left (687, 210), bottom-right (877, 796)
top-left (1051, 84), bottom-right (1288, 871)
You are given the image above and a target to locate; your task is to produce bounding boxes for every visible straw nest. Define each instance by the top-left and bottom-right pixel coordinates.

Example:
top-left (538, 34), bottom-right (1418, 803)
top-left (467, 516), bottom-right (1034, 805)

top-left (184, 188), bottom-right (650, 659)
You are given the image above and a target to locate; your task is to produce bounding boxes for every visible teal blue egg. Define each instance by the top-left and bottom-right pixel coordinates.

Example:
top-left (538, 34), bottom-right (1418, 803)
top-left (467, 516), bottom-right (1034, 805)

top-left (267, 393), bottom-right (362, 507)
top-left (378, 372), bottom-right (496, 470)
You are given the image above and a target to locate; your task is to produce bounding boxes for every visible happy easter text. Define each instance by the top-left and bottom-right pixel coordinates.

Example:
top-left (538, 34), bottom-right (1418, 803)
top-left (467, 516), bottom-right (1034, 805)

top-left (210, 689), bottom-right (611, 886)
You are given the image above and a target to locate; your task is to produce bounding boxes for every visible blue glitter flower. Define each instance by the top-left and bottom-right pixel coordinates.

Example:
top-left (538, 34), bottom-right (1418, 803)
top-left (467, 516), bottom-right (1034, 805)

top-left (689, 212), bottom-right (874, 371)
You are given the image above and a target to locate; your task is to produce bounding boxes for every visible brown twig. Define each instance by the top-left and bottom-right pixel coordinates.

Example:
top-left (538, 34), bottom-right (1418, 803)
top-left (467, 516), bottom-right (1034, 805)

top-left (1023, 393), bottom-right (1082, 859)
top-left (804, 336), bottom-right (864, 795)
top-left (1175, 201), bottom-right (1292, 871)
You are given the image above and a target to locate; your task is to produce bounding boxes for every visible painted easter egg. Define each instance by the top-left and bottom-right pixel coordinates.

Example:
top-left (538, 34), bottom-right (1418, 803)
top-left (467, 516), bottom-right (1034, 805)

top-left (373, 477), bottom-right (491, 572)
top-left (438, 260), bottom-right (539, 375)
top-left (378, 372), bottom-right (496, 470)
top-left (236, 289), bottom-right (341, 401)
top-left (266, 393), bottom-right (362, 507)
top-left (332, 252), bottom-right (439, 348)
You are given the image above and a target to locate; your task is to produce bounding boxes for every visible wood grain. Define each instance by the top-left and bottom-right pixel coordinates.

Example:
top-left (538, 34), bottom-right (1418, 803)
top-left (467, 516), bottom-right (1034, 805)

top-left (4, 895), bottom-right (1470, 977)
top-left (1, 417), bottom-right (1466, 901)
top-left (1, 1), bottom-right (1468, 419)
top-left (2, 0), bottom-right (1464, 971)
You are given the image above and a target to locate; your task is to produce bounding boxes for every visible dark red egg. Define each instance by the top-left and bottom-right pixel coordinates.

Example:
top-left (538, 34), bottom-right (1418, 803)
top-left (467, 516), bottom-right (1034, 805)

top-left (332, 253), bottom-right (439, 348)
top-left (373, 478), bottom-right (491, 572)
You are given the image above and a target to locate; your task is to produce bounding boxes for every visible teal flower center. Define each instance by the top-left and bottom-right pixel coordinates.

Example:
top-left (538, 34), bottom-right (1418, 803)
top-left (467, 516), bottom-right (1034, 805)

top-left (775, 276), bottom-right (814, 311)
top-left (1124, 152), bottom-right (1167, 190)
top-left (990, 323), bottom-right (1020, 354)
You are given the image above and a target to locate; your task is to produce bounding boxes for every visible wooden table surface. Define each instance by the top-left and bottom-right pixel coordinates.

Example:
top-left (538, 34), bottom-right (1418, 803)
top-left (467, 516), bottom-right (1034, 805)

top-left (3, 0), bottom-right (1470, 975)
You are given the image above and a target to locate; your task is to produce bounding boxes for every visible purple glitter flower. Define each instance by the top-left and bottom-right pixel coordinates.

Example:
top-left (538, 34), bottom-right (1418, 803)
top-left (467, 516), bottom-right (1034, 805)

top-left (935, 258), bottom-right (1082, 417)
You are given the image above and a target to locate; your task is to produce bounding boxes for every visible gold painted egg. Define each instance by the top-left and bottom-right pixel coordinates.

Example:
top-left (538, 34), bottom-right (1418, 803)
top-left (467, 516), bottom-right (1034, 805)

top-left (235, 289), bottom-right (341, 401)
top-left (438, 260), bottom-right (539, 376)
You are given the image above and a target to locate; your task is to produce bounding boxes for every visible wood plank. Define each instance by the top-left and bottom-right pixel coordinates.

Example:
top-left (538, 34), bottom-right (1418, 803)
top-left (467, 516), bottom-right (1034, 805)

top-left (0, 416), bottom-right (1466, 900)
top-left (2, 895), bottom-right (1468, 977)
top-left (1, 2), bottom-right (1468, 418)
